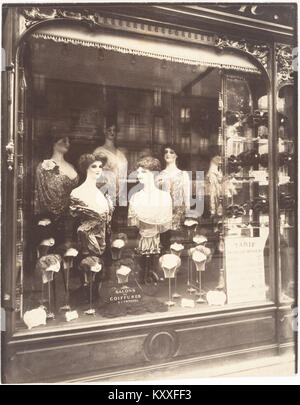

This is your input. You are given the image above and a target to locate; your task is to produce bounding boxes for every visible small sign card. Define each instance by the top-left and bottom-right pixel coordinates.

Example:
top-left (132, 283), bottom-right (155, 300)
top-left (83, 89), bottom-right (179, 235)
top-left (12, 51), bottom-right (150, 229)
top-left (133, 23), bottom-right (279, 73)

top-left (225, 235), bottom-right (267, 304)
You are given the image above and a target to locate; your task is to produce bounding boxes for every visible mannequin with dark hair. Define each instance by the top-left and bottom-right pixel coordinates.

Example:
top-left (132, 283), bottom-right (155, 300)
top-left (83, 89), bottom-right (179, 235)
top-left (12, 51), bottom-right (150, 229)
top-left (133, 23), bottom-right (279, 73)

top-left (34, 129), bottom-right (79, 245)
top-left (70, 153), bottom-right (114, 257)
top-left (156, 144), bottom-right (191, 251)
top-left (93, 121), bottom-right (128, 200)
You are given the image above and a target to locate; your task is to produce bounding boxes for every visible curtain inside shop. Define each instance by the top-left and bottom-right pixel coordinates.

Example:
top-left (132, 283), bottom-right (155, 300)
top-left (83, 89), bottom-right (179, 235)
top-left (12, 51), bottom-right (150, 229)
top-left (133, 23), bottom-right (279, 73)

top-left (31, 24), bottom-right (260, 73)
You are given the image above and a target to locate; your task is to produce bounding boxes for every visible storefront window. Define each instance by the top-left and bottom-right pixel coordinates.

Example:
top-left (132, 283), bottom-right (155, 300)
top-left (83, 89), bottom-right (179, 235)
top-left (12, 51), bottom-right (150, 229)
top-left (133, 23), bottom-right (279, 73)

top-left (15, 27), bottom-right (273, 332)
top-left (277, 85), bottom-right (296, 303)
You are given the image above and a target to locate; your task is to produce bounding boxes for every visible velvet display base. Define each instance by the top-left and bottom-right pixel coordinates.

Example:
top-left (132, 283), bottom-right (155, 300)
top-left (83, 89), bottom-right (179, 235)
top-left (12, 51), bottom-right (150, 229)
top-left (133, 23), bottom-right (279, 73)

top-left (98, 297), bottom-right (168, 318)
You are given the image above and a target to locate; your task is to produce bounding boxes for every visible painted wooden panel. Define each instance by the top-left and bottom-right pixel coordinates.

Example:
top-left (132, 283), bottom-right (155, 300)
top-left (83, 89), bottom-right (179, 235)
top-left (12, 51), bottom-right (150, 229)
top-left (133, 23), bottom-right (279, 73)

top-left (175, 314), bottom-right (276, 357)
top-left (5, 309), bottom-right (278, 383)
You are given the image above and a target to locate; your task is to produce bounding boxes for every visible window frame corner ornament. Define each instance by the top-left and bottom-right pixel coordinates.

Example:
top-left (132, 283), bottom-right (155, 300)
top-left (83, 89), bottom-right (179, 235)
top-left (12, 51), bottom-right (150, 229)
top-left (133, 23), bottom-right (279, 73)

top-left (276, 44), bottom-right (294, 87)
top-left (6, 141), bottom-right (15, 171)
top-left (21, 8), bottom-right (59, 28)
top-left (215, 35), bottom-right (270, 71)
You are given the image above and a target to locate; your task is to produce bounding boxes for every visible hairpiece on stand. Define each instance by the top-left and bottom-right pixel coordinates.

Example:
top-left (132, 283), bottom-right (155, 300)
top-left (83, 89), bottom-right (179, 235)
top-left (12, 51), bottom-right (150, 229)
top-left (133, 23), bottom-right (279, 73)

top-left (56, 242), bottom-right (79, 312)
top-left (279, 152), bottom-right (293, 166)
top-left (227, 155), bottom-right (242, 173)
top-left (278, 113), bottom-right (288, 126)
top-left (246, 111), bottom-right (268, 128)
top-left (259, 153), bottom-right (269, 168)
top-left (79, 256), bottom-right (104, 315)
top-left (36, 254), bottom-right (62, 319)
top-left (110, 233), bottom-right (128, 260)
top-left (238, 150), bottom-right (260, 168)
top-left (225, 204), bottom-right (246, 218)
top-left (251, 196), bottom-right (269, 213)
top-left (279, 192), bottom-right (295, 210)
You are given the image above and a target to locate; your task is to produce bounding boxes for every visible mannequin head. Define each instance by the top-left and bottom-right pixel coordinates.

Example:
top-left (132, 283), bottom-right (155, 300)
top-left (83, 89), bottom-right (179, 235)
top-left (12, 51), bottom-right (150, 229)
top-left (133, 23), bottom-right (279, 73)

top-left (136, 156), bottom-right (161, 186)
top-left (78, 153), bottom-right (107, 180)
top-left (210, 155), bottom-right (222, 167)
top-left (162, 144), bottom-right (180, 167)
top-left (44, 128), bottom-right (72, 158)
top-left (53, 136), bottom-right (70, 155)
top-left (104, 123), bottom-right (118, 143)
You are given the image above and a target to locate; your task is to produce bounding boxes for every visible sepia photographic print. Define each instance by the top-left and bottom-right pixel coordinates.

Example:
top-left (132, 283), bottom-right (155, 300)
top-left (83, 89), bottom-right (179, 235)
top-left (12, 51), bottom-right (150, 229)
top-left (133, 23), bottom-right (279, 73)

top-left (1, 2), bottom-right (298, 385)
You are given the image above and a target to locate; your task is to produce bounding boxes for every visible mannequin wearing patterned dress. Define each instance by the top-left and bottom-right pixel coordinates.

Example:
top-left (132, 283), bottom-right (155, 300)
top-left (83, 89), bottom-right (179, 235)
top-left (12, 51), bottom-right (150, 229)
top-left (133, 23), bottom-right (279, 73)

top-left (70, 154), bottom-right (114, 258)
top-left (34, 135), bottom-right (79, 245)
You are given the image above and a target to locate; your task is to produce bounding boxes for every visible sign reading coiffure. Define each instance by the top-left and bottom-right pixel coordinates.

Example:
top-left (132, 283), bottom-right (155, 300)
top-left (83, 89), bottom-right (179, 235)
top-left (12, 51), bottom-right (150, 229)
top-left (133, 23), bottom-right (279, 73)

top-left (106, 285), bottom-right (143, 305)
top-left (225, 235), bottom-right (268, 304)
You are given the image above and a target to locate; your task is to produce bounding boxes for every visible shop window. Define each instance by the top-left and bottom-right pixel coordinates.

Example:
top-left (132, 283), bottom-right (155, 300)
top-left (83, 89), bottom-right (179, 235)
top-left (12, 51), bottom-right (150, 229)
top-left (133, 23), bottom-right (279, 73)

top-left (277, 85), bottom-right (296, 303)
top-left (14, 34), bottom-right (273, 333)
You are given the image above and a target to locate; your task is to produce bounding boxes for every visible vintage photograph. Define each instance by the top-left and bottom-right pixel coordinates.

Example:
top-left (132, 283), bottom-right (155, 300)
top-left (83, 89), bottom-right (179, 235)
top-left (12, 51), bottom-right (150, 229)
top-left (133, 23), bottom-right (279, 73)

top-left (1, 2), bottom-right (297, 384)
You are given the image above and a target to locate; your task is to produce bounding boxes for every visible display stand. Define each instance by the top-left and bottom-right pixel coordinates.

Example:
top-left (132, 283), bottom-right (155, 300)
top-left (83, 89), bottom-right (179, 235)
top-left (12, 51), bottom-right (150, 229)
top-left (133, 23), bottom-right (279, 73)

top-left (170, 243), bottom-right (184, 299)
top-left (80, 256), bottom-right (103, 316)
top-left (192, 251), bottom-right (207, 303)
top-left (159, 254), bottom-right (181, 307)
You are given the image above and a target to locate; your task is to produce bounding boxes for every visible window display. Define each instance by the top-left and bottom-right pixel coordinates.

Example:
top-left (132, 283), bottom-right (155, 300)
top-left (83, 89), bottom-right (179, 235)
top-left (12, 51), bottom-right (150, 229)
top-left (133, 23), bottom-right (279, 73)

top-left (15, 31), bottom-right (274, 332)
top-left (277, 85), bottom-right (296, 303)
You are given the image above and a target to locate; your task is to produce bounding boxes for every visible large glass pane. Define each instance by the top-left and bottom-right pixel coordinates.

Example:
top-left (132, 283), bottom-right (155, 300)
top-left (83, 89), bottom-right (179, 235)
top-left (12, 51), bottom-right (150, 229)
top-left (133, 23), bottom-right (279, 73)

top-left (221, 73), bottom-right (271, 304)
top-left (16, 34), bottom-right (271, 332)
top-left (277, 85), bottom-right (296, 303)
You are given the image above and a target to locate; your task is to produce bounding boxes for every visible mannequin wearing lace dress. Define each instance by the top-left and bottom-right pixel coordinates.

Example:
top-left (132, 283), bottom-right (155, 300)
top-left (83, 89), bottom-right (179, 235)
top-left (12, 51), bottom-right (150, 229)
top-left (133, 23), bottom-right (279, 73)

top-left (93, 124), bottom-right (128, 203)
top-left (128, 156), bottom-right (172, 283)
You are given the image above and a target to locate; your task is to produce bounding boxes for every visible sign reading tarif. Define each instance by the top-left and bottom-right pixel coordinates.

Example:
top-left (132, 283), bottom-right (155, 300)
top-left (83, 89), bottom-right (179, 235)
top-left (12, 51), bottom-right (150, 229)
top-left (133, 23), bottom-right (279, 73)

top-left (225, 235), bottom-right (268, 304)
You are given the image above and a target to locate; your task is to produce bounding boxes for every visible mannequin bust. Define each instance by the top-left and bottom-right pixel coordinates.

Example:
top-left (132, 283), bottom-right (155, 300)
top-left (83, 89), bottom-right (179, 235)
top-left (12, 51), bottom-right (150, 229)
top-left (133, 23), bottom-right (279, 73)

top-left (206, 155), bottom-right (223, 217)
top-left (34, 132), bottom-right (79, 246)
top-left (70, 154), bottom-right (114, 257)
top-left (128, 156), bottom-right (172, 256)
top-left (156, 144), bottom-right (190, 231)
top-left (34, 133), bottom-right (78, 220)
top-left (93, 123), bottom-right (128, 201)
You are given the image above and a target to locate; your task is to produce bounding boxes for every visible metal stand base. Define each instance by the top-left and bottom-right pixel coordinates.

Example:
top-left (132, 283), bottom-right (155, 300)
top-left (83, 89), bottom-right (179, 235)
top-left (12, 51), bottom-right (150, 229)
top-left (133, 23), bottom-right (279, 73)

top-left (165, 300), bottom-right (176, 307)
top-left (60, 305), bottom-right (71, 311)
top-left (84, 308), bottom-right (96, 315)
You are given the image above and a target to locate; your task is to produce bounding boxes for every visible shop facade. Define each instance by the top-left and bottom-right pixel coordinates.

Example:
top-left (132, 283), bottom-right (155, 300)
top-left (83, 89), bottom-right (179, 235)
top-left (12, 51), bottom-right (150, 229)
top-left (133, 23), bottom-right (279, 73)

top-left (1, 4), bottom-right (297, 383)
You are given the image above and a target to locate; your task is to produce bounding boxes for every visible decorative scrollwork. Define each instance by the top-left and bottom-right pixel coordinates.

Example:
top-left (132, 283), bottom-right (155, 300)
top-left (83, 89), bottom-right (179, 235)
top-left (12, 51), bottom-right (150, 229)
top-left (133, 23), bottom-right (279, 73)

top-left (22, 8), bottom-right (60, 28)
top-left (6, 141), bottom-right (15, 171)
top-left (276, 44), bottom-right (294, 87)
top-left (215, 35), bottom-right (270, 71)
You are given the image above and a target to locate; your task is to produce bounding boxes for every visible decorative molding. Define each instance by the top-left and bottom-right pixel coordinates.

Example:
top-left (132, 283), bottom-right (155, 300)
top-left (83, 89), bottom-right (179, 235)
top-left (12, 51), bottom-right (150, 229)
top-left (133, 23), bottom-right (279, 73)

top-left (21, 7), bottom-right (216, 46)
top-left (213, 4), bottom-right (295, 26)
top-left (276, 44), bottom-right (294, 87)
top-left (215, 35), bottom-right (270, 71)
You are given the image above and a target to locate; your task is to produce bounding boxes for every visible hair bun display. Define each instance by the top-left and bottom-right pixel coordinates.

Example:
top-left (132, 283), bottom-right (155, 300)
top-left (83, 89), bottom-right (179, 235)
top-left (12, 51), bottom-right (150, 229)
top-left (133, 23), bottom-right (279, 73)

top-left (227, 155), bottom-right (242, 173)
top-left (251, 196), bottom-right (269, 213)
top-left (279, 152), bottom-right (293, 166)
top-left (238, 150), bottom-right (260, 168)
top-left (259, 153), bottom-right (269, 168)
